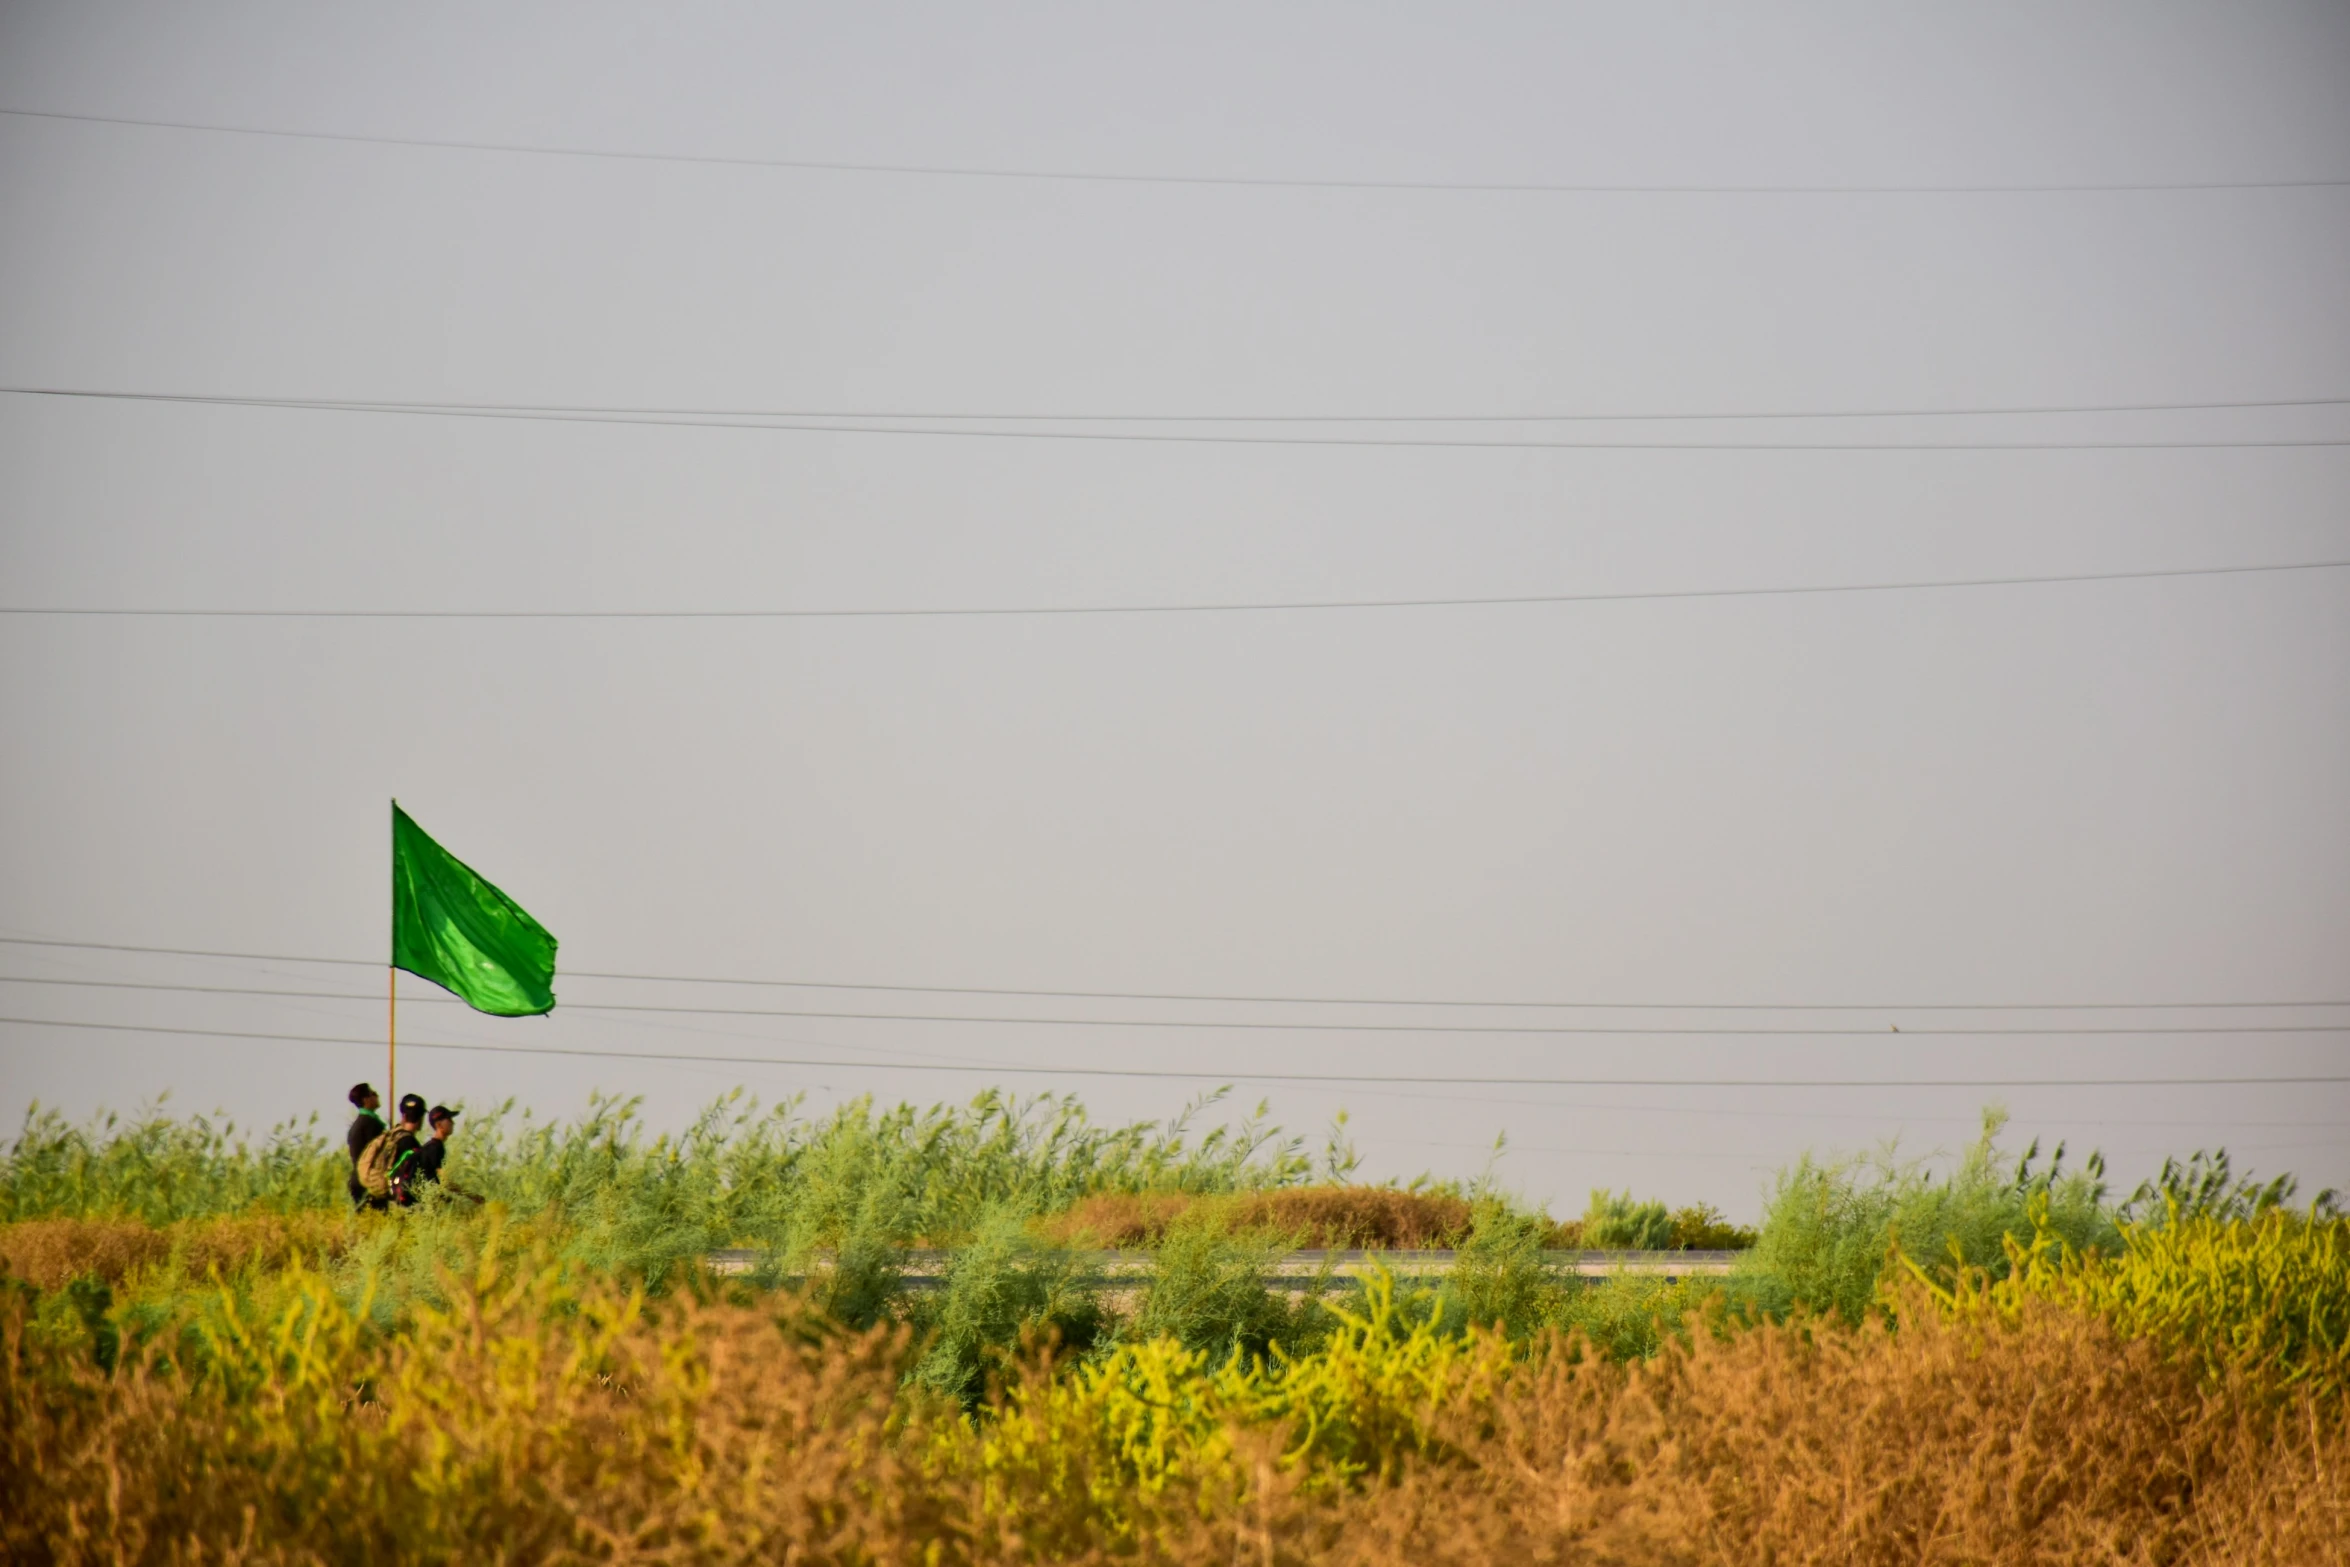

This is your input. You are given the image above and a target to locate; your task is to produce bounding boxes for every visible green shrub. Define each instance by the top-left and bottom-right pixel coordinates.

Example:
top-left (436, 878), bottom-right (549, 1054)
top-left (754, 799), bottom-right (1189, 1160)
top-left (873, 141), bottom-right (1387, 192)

top-left (0, 1101), bottom-right (341, 1224)
top-left (1582, 1189), bottom-right (1674, 1250)
top-left (2120, 1149), bottom-right (2339, 1226)
top-left (1442, 1199), bottom-right (1553, 1336)
top-left (4, 1088), bottom-right (1317, 1285)
top-left (1129, 1214), bottom-right (1302, 1363)
top-left (908, 1209), bottom-right (1104, 1406)
top-left (1668, 1203), bottom-right (1758, 1250)
top-left (1746, 1108), bottom-right (2115, 1324)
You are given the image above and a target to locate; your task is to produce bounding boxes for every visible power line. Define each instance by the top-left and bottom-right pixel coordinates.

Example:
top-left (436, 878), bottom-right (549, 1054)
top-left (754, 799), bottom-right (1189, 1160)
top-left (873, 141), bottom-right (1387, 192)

top-left (0, 936), bottom-right (390, 967)
top-left (10, 384), bottom-right (2348, 426)
top-left (1373, 1088), bottom-right (2350, 1130)
top-left (551, 975), bottom-right (2350, 1013)
top-left (0, 973), bottom-right (1009, 1074)
top-left (10, 387), bottom-right (2350, 450)
top-left (5, 936), bottom-right (2343, 1013)
top-left (6, 558), bottom-right (2348, 622)
top-left (1383, 1129), bottom-right (2344, 1162)
top-left (6, 107), bottom-right (2345, 195)
top-left (5, 1015), bottom-right (2344, 1088)
top-left (4, 973), bottom-right (2343, 1037)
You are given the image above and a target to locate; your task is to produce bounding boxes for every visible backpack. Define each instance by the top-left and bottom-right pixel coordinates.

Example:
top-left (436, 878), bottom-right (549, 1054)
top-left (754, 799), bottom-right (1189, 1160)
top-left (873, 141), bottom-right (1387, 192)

top-left (355, 1130), bottom-right (396, 1199)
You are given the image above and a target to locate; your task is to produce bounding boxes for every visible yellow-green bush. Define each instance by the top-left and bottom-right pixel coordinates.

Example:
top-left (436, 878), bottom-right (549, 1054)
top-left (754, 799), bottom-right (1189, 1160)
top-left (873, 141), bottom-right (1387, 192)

top-left (957, 1271), bottom-right (1509, 1534)
top-left (10, 1227), bottom-right (2346, 1566)
top-left (1909, 1199), bottom-right (2350, 1399)
top-left (4, 1225), bottom-right (958, 1564)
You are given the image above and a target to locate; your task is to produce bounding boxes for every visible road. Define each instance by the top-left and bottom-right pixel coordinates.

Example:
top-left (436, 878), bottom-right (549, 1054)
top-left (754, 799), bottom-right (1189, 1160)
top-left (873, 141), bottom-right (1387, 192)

top-left (704, 1248), bottom-right (1743, 1290)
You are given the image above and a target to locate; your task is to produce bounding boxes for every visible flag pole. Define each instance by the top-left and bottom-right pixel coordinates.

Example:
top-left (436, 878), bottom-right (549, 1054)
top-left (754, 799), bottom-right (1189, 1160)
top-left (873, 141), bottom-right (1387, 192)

top-left (387, 797), bottom-right (396, 1110)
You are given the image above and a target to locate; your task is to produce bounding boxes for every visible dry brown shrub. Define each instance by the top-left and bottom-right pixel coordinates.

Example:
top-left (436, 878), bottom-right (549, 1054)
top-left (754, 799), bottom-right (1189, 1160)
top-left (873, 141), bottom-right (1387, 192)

top-left (1035, 1189), bottom-right (1200, 1247)
top-left (945, 1287), bottom-right (2350, 1565)
top-left (0, 1218), bottom-right (169, 1288)
top-left (0, 1268), bottom-right (969, 1567)
top-left (2189, 1395), bottom-right (2350, 1564)
top-left (1278, 1291), bottom-right (2350, 1567)
top-left (429, 1301), bottom-right (963, 1563)
top-left (1039, 1185), bottom-right (1472, 1249)
top-left (5, 1260), bottom-right (2343, 1566)
top-left (0, 1213), bottom-right (354, 1291)
top-left (167, 1211), bottom-right (351, 1279)
top-left (1224, 1187), bottom-right (1473, 1249)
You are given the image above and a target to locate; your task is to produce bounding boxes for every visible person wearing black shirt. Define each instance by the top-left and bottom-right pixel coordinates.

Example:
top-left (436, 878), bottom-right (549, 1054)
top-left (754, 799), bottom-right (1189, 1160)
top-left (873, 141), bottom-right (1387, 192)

top-left (412, 1105), bottom-right (480, 1202)
top-left (345, 1083), bottom-right (385, 1209)
top-left (417, 1105), bottom-right (454, 1183)
top-left (385, 1093), bottom-right (428, 1206)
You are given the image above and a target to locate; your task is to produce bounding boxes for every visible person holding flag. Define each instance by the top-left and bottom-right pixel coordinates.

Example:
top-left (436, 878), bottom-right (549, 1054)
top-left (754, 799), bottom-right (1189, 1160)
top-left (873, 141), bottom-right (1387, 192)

top-left (344, 1083), bottom-right (384, 1209)
top-left (384, 1092), bottom-right (429, 1205)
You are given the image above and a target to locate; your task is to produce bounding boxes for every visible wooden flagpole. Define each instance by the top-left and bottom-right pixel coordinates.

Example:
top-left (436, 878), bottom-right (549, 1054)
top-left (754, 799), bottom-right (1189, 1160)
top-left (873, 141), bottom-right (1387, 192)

top-left (388, 798), bottom-right (397, 1111)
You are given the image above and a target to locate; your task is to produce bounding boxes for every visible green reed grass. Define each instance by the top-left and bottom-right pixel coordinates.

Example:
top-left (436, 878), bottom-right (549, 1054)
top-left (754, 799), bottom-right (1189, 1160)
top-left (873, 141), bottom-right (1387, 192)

top-left (1743, 1107), bottom-right (2121, 1324)
top-left (4, 1086), bottom-right (1331, 1309)
top-left (9, 1090), bottom-right (2326, 1383)
top-left (0, 1099), bottom-right (344, 1225)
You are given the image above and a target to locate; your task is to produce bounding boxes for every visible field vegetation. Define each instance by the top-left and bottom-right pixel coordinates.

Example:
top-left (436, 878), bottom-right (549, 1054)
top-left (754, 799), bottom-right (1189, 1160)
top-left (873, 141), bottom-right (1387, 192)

top-left (2, 1092), bottom-right (2343, 1563)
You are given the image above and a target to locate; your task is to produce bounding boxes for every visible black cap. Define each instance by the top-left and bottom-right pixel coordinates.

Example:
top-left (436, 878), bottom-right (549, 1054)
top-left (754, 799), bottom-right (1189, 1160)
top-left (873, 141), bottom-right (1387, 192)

top-left (398, 1092), bottom-right (427, 1120)
top-left (427, 1105), bottom-right (457, 1122)
top-left (349, 1083), bottom-right (376, 1107)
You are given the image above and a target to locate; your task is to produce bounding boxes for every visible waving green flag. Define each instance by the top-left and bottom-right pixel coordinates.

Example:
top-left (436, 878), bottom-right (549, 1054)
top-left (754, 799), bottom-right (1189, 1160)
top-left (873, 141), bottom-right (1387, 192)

top-left (391, 803), bottom-right (557, 1016)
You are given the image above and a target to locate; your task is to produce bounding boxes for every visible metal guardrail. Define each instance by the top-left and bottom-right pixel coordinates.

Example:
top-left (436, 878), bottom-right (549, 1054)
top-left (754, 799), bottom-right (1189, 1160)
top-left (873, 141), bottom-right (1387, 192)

top-left (705, 1248), bottom-right (1742, 1290)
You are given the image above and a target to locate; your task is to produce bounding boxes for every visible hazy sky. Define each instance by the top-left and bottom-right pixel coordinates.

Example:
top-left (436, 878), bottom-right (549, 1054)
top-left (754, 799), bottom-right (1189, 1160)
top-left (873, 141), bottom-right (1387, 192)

top-left (3, 2), bottom-right (2346, 1218)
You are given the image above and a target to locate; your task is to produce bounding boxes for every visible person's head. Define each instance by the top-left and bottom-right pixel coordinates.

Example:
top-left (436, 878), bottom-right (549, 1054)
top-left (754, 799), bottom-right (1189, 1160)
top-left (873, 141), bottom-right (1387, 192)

top-left (350, 1082), bottom-right (380, 1113)
top-left (428, 1105), bottom-right (457, 1141)
top-left (397, 1092), bottom-right (426, 1129)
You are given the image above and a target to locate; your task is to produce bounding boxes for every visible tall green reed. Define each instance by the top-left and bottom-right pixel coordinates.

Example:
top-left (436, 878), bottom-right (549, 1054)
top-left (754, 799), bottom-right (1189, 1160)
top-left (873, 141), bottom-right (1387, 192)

top-left (0, 1100), bottom-right (342, 1224)
top-left (5, 1087), bottom-right (1314, 1283)
top-left (1744, 1107), bottom-right (2116, 1324)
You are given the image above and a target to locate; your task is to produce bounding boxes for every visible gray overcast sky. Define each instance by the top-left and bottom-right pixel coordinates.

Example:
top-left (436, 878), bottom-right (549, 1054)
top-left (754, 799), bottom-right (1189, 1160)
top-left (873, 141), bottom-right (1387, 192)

top-left (2, 2), bottom-right (2346, 1218)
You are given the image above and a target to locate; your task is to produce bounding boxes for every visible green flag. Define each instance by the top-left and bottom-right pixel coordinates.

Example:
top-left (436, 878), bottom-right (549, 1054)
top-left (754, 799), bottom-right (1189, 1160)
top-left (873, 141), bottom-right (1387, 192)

top-left (391, 803), bottom-right (557, 1016)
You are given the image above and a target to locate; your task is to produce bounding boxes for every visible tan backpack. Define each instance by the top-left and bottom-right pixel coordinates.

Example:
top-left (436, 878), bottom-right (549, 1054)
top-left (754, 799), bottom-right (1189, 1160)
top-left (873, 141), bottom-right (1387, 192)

top-left (355, 1130), bottom-right (396, 1199)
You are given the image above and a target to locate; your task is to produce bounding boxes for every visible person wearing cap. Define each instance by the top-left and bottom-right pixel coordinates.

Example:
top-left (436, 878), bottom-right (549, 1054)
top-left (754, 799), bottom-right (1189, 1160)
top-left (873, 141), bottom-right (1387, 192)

top-left (412, 1105), bottom-right (482, 1202)
top-left (385, 1092), bottom-right (429, 1206)
top-left (345, 1083), bottom-right (385, 1210)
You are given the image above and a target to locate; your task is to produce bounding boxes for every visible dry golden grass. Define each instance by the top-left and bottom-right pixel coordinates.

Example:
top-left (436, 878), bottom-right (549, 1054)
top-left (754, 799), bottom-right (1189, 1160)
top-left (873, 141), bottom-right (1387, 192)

top-left (1304, 1296), bottom-right (2350, 1566)
top-left (1039, 1185), bottom-right (1474, 1249)
top-left (1033, 1191), bottom-right (1753, 1252)
top-left (0, 1213), bottom-right (353, 1289)
top-left (171, 1212), bottom-right (353, 1281)
top-left (4, 1245), bottom-right (2343, 1566)
top-left (1034, 1189), bottom-right (1200, 1247)
top-left (0, 1217), bottom-right (170, 1289)
top-left (2, 1259), bottom-right (957, 1567)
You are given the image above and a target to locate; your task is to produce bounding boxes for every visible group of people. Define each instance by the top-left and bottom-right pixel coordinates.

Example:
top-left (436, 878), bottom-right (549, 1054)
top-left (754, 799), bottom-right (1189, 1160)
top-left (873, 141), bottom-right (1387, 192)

top-left (344, 1083), bottom-right (474, 1209)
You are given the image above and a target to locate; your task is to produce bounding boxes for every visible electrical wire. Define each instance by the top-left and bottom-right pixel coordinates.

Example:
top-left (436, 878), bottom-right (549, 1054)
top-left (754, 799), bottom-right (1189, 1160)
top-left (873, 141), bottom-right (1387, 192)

top-left (4, 937), bottom-right (2342, 1012)
top-left (13, 947), bottom-right (2340, 1134)
top-left (4, 1014), bottom-right (2344, 1087)
top-left (6, 107), bottom-right (2345, 194)
top-left (9, 384), bottom-right (2349, 425)
top-left (9, 387), bottom-right (2350, 451)
top-left (7, 558), bottom-right (2349, 620)
top-left (3, 973), bottom-right (2343, 1037)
